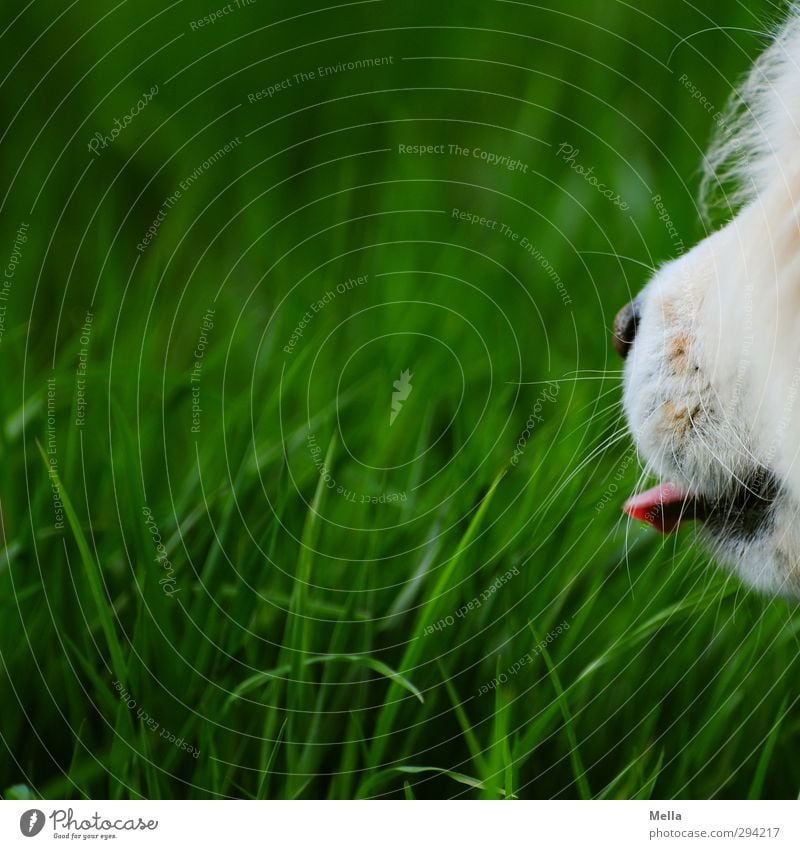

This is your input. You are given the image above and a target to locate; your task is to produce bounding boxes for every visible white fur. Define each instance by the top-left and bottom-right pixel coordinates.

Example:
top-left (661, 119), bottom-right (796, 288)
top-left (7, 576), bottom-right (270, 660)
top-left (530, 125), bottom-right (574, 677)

top-left (623, 7), bottom-right (800, 595)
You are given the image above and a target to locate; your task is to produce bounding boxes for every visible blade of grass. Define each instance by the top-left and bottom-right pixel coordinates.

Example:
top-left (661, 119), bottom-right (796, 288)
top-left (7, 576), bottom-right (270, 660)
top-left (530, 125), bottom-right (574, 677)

top-left (438, 660), bottom-right (488, 778)
top-left (367, 469), bottom-right (506, 771)
top-left (283, 433), bottom-right (335, 794)
top-left (532, 624), bottom-right (591, 800)
top-left (360, 764), bottom-right (500, 798)
top-left (256, 716), bottom-right (286, 800)
top-left (36, 440), bottom-right (127, 683)
top-left (227, 653), bottom-right (424, 706)
top-left (748, 696), bottom-right (789, 799)
top-left (634, 749), bottom-right (665, 800)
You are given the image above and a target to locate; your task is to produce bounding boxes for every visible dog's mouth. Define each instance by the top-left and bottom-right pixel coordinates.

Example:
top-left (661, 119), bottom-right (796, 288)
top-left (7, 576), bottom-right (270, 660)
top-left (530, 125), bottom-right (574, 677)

top-left (623, 471), bottom-right (780, 539)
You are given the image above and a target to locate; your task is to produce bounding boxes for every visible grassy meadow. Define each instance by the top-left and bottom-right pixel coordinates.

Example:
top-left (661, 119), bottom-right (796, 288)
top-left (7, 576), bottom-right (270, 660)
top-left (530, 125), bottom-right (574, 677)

top-left (2, 0), bottom-right (800, 799)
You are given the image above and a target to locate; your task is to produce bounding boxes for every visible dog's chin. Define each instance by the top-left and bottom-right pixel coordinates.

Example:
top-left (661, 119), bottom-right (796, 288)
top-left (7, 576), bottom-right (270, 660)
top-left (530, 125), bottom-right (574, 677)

top-left (695, 484), bottom-right (800, 597)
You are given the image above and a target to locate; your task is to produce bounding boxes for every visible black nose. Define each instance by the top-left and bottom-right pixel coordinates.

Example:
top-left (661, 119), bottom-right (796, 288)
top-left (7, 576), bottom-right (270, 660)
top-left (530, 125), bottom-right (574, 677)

top-left (613, 300), bottom-right (639, 359)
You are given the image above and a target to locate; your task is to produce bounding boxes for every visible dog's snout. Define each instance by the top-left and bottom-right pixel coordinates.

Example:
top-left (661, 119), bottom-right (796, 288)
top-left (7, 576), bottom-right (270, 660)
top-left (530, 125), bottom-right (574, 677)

top-left (613, 300), bottom-right (639, 359)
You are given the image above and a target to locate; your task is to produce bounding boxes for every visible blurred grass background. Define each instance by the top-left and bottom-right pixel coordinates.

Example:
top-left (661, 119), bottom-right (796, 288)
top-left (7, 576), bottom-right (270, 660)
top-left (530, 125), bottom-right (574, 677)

top-left (2, 0), bottom-right (799, 800)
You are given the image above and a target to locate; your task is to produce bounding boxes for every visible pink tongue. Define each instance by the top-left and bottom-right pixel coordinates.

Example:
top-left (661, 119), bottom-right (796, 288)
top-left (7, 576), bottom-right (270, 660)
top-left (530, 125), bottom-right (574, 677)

top-left (623, 483), bottom-right (693, 534)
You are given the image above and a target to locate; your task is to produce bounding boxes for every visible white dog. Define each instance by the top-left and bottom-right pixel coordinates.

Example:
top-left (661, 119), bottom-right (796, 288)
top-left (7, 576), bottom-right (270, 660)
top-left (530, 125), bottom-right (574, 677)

top-left (619, 7), bottom-right (800, 595)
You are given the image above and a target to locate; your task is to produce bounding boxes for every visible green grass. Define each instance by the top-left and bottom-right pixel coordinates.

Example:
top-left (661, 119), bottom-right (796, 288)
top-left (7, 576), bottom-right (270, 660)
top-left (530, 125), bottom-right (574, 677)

top-left (2, 0), bottom-right (800, 800)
